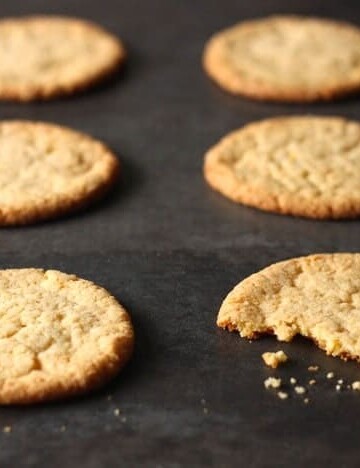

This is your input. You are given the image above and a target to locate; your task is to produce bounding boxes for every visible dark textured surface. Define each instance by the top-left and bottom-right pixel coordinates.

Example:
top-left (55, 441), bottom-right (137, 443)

top-left (0, 0), bottom-right (360, 466)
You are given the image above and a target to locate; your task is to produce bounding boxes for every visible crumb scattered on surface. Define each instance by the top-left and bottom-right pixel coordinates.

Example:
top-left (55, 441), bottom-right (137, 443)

top-left (352, 381), bottom-right (360, 391)
top-left (308, 366), bottom-right (319, 372)
top-left (304, 398), bottom-right (310, 404)
top-left (327, 372), bottom-right (335, 379)
top-left (336, 384), bottom-right (342, 391)
top-left (264, 377), bottom-right (282, 389)
top-left (309, 379), bottom-right (316, 385)
top-left (278, 391), bottom-right (288, 400)
top-left (295, 386), bottom-right (306, 395)
top-left (337, 379), bottom-right (343, 384)
top-left (290, 377), bottom-right (297, 385)
top-left (114, 408), bottom-right (120, 416)
top-left (262, 351), bottom-right (288, 368)
top-left (3, 426), bottom-right (11, 433)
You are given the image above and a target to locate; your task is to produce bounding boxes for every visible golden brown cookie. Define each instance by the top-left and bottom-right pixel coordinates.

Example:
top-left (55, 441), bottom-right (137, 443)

top-left (0, 121), bottom-right (120, 225)
top-left (203, 16), bottom-right (360, 102)
top-left (0, 16), bottom-right (125, 101)
top-left (204, 116), bottom-right (360, 219)
top-left (217, 253), bottom-right (360, 362)
top-left (0, 268), bottom-right (134, 404)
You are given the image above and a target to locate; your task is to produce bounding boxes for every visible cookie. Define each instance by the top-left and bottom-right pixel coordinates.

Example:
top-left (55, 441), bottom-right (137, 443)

top-left (204, 116), bottom-right (360, 219)
top-left (0, 16), bottom-right (125, 101)
top-left (0, 121), bottom-right (120, 225)
top-left (0, 268), bottom-right (134, 404)
top-left (217, 254), bottom-right (360, 362)
top-left (203, 16), bottom-right (360, 102)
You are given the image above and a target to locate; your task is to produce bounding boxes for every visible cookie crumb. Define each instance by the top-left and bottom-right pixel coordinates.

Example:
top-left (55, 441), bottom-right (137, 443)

top-left (278, 391), bottom-right (288, 400)
top-left (337, 379), bottom-right (343, 385)
top-left (327, 372), bottom-right (335, 379)
top-left (304, 398), bottom-right (310, 404)
top-left (290, 377), bottom-right (297, 385)
top-left (3, 426), bottom-right (11, 433)
top-left (309, 379), bottom-right (316, 385)
top-left (264, 377), bottom-right (282, 389)
top-left (262, 351), bottom-right (288, 368)
top-left (336, 384), bottom-right (342, 391)
top-left (114, 408), bottom-right (120, 417)
top-left (295, 386), bottom-right (306, 395)
top-left (308, 365), bottom-right (319, 372)
top-left (352, 381), bottom-right (360, 391)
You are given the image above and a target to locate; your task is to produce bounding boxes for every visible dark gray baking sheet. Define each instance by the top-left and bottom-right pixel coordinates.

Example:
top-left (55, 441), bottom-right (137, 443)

top-left (0, 0), bottom-right (360, 466)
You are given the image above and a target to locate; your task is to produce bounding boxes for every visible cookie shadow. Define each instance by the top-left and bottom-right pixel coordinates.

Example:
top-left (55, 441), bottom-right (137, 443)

top-left (77, 154), bottom-right (144, 216)
top-left (204, 78), bottom-right (360, 116)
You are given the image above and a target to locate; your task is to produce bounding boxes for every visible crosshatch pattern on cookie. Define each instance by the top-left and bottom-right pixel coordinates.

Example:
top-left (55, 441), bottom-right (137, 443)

top-left (204, 116), bottom-right (360, 219)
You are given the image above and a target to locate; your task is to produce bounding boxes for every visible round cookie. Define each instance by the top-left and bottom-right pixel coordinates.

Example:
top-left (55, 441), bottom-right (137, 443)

top-left (0, 268), bottom-right (134, 404)
top-left (0, 121), bottom-right (120, 225)
top-left (203, 16), bottom-right (360, 102)
top-left (0, 16), bottom-right (125, 101)
top-left (204, 116), bottom-right (360, 219)
top-left (217, 253), bottom-right (360, 362)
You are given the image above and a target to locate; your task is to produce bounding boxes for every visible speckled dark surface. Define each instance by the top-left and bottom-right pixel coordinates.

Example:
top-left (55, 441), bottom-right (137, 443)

top-left (1, 0), bottom-right (360, 466)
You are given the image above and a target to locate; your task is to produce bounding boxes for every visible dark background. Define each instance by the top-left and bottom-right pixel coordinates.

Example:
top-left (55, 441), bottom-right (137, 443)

top-left (0, 0), bottom-right (360, 466)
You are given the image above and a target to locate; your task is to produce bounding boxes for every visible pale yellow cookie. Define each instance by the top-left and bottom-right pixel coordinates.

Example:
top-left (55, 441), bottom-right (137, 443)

top-left (217, 253), bottom-right (360, 362)
top-left (0, 16), bottom-right (125, 101)
top-left (203, 16), bottom-right (360, 102)
top-left (0, 121), bottom-right (120, 225)
top-left (204, 116), bottom-right (360, 219)
top-left (0, 268), bottom-right (134, 404)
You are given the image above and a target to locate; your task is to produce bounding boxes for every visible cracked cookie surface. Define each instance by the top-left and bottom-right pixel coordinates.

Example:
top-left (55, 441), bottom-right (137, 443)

top-left (217, 254), bottom-right (360, 362)
top-left (0, 16), bottom-right (125, 101)
top-left (0, 269), bottom-right (134, 404)
top-left (203, 16), bottom-right (360, 102)
top-left (0, 121), bottom-right (120, 225)
top-left (204, 116), bottom-right (360, 219)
